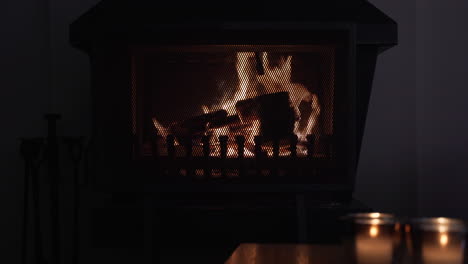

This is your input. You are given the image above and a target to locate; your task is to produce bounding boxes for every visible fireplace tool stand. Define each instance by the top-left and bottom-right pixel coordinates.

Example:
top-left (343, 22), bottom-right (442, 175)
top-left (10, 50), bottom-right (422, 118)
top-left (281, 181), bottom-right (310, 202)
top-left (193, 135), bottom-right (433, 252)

top-left (20, 114), bottom-right (86, 264)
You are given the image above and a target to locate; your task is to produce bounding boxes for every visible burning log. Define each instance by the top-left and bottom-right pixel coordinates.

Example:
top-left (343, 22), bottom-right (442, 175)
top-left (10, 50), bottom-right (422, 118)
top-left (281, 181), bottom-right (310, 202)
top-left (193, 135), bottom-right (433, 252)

top-left (235, 92), bottom-right (296, 140)
top-left (209, 115), bottom-right (242, 130)
top-left (168, 110), bottom-right (228, 140)
top-left (156, 92), bottom-right (296, 158)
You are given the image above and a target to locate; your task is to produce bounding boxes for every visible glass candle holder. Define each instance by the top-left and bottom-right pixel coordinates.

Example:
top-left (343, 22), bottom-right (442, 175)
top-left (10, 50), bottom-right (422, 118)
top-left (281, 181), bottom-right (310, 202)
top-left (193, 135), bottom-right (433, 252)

top-left (404, 217), bottom-right (467, 264)
top-left (343, 213), bottom-right (403, 264)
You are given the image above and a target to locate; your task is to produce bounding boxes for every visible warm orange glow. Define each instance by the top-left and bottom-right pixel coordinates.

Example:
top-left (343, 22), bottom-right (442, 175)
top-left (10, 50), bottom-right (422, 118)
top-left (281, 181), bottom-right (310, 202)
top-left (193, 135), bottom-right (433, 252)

top-left (437, 218), bottom-right (449, 224)
top-left (202, 105), bottom-right (210, 114)
top-left (395, 223), bottom-right (401, 231)
top-left (405, 224), bottom-right (411, 233)
top-left (369, 213), bottom-right (381, 218)
top-left (211, 52), bottom-right (320, 157)
top-left (439, 233), bottom-right (449, 247)
top-left (437, 220), bottom-right (450, 247)
top-left (153, 51), bottom-right (321, 157)
top-left (438, 225), bottom-right (448, 233)
top-left (152, 118), bottom-right (170, 139)
top-left (369, 225), bottom-right (379, 238)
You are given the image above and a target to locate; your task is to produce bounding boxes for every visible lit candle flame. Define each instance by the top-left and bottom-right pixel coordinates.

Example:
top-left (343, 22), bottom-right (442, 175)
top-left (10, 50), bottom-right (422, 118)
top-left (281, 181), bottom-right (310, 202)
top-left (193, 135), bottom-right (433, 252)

top-left (369, 225), bottom-right (379, 238)
top-left (437, 217), bottom-right (449, 224)
top-left (369, 213), bottom-right (381, 218)
top-left (439, 233), bottom-right (449, 247)
top-left (368, 213), bottom-right (381, 237)
top-left (438, 225), bottom-right (448, 233)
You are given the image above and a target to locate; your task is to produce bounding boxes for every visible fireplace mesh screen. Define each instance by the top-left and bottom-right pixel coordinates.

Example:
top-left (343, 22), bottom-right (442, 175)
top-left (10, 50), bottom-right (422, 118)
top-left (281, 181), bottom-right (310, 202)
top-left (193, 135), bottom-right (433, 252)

top-left (132, 46), bottom-right (335, 159)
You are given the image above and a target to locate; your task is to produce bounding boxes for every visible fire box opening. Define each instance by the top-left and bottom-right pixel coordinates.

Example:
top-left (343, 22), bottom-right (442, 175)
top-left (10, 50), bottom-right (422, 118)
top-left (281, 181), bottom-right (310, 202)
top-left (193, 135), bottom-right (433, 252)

top-left (132, 45), bottom-right (335, 158)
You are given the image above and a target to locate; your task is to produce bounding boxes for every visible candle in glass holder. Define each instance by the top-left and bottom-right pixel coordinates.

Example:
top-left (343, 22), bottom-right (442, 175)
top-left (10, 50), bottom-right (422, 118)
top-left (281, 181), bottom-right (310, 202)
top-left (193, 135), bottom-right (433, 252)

top-left (346, 213), bottom-right (398, 264)
top-left (416, 218), bottom-right (466, 264)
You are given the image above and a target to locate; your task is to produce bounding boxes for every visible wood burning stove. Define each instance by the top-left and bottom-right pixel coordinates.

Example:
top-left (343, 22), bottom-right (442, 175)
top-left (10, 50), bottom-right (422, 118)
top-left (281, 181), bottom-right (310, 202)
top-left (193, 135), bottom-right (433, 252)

top-left (71, 0), bottom-right (396, 197)
top-left (132, 44), bottom-right (343, 188)
top-left (70, 0), bottom-right (397, 262)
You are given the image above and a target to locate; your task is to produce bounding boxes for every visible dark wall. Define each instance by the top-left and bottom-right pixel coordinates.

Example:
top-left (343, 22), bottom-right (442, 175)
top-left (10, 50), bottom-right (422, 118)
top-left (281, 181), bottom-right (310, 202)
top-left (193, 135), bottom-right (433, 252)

top-left (1, 1), bottom-right (51, 262)
top-left (48, 0), bottom-right (96, 134)
top-left (358, 0), bottom-right (468, 217)
top-left (416, 0), bottom-right (468, 218)
top-left (0, 0), bottom-right (98, 262)
top-left (355, 0), bottom-right (418, 216)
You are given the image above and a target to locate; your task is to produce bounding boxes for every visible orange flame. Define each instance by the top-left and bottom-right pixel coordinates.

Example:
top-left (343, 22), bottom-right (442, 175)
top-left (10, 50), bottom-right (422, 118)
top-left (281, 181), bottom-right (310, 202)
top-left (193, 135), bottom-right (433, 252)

top-left (153, 51), bottom-right (321, 157)
top-left (152, 118), bottom-right (169, 139)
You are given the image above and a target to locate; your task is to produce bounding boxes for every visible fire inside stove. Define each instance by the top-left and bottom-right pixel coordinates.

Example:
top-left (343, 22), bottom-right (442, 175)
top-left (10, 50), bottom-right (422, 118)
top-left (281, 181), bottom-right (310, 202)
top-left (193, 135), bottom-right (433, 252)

top-left (133, 46), bottom-right (335, 159)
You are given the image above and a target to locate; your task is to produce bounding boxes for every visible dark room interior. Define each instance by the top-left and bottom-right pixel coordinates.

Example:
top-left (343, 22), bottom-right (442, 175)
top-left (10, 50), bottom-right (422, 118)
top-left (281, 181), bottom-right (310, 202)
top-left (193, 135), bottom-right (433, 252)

top-left (2, 0), bottom-right (468, 263)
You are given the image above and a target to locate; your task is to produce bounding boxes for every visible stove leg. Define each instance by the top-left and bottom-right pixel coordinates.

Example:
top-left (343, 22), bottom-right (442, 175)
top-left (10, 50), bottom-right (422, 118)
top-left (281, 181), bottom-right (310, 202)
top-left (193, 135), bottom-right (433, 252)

top-left (296, 194), bottom-right (307, 243)
top-left (45, 114), bottom-right (61, 264)
top-left (143, 198), bottom-right (154, 264)
top-left (20, 143), bottom-right (31, 264)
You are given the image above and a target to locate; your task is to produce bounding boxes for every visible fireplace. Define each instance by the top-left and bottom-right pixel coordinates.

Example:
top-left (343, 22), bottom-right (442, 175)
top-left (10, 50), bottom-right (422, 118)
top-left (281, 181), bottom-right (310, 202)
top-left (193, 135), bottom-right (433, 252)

top-left (133, 44), bottom-right (342, 183)
top-left (71, 1), bottom-right (396, 199)
top-left (70, 1), bottom-right (397, 260)
top-left (138, 46), bottom-right (334, 160)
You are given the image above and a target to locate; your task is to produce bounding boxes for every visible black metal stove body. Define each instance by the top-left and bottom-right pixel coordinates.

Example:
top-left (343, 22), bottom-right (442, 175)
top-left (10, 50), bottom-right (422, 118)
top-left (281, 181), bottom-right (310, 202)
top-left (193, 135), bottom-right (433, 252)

top-left (70, 1), bottom-right (397, 262)
top-left (71, 0), bottom-right (396, 201)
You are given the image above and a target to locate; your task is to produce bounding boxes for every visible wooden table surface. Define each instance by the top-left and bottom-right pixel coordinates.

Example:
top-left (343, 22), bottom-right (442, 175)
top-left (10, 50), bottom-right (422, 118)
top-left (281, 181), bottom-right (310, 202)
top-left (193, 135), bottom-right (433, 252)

top-left (225, 243), bottom-right (350, 264)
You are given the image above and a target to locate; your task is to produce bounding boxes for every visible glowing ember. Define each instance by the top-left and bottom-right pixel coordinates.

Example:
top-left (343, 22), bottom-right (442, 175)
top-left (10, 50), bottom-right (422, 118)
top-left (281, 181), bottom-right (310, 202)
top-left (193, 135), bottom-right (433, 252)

top-left (152, 118), bottom-right (170, 139)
